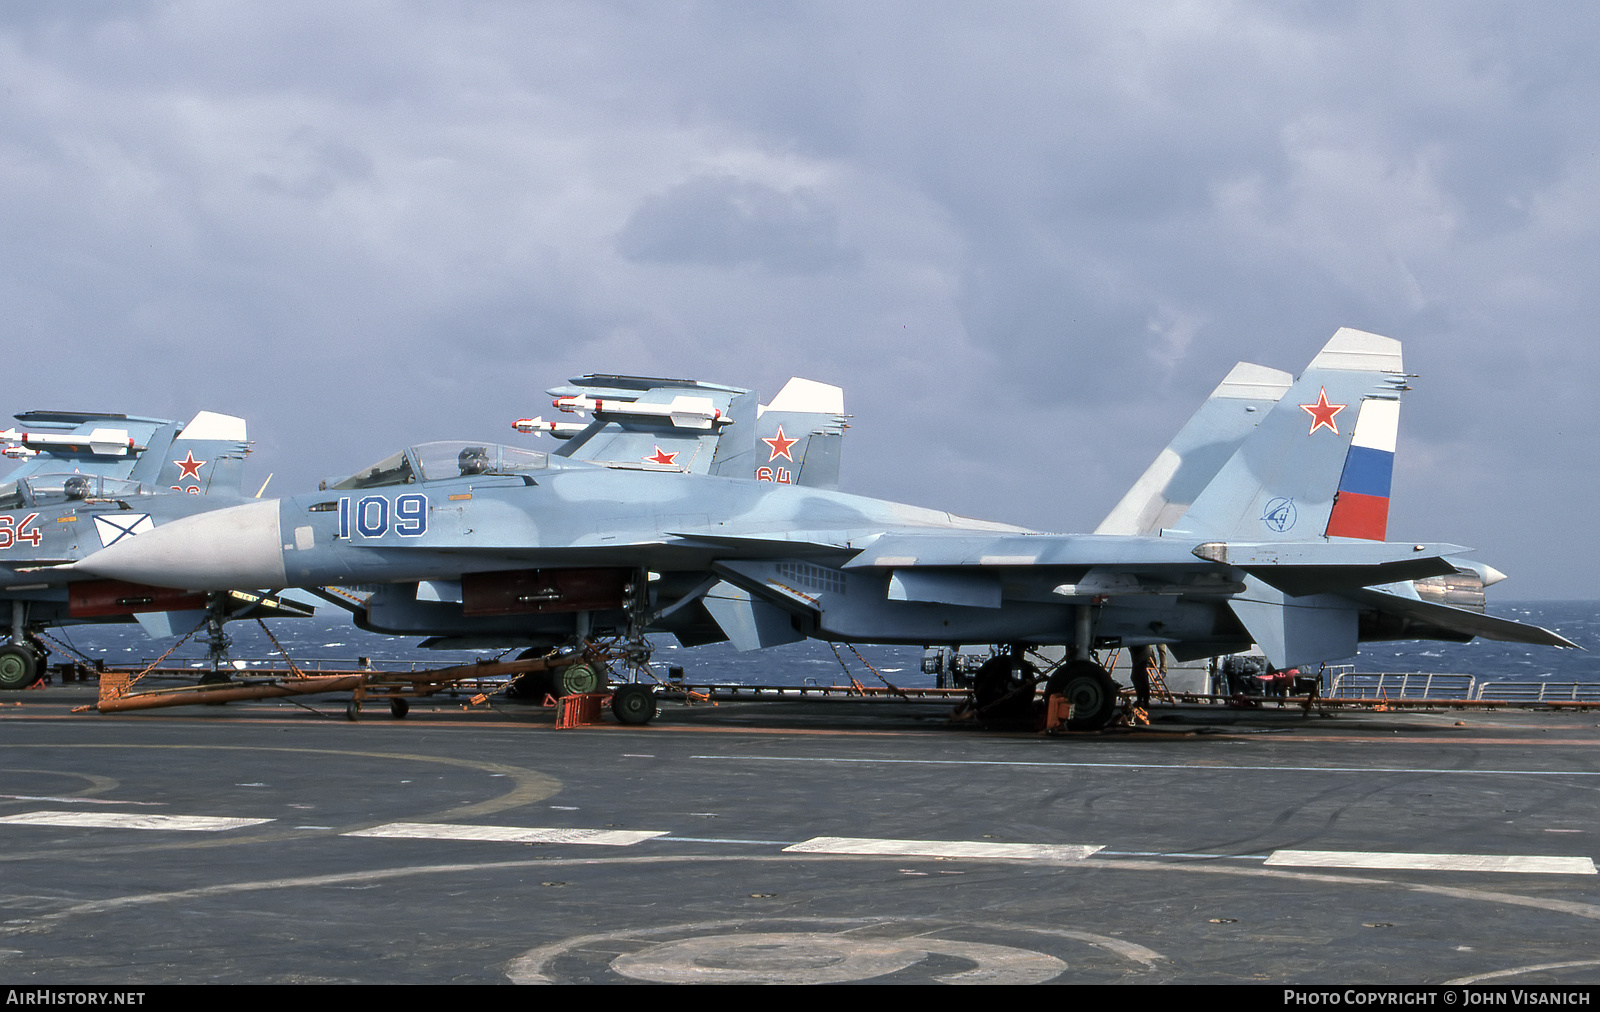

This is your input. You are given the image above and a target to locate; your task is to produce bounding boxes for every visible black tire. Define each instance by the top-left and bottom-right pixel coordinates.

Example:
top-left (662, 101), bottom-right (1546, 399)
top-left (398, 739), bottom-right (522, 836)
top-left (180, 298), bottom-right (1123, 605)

top-left (389, 697), bottom-right (410, 719)
top-left (345, 700), bottom-right (360, 722)
top-left (971, 654), bottom-right (1038, 724)
top-left (610, 684), bottom-right (657, 725)
top-left (506, 670), bottom-right (554, 700)
top-left (0, 644), bottom-right (37, 690)
top-left (1046, 660), bottom-right (1120, 730)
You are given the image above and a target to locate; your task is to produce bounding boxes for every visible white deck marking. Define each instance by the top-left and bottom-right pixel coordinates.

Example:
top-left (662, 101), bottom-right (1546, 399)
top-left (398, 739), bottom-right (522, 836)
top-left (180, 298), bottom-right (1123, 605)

top-left (0, 811), bottom-right (272, 832)
top-left (1266, 850), bottom-right (1597, 875)
top-left (692, 755), bottom-right (1600, 777)
top-left (344, 822), bottom-right (667, 846)
top-left (784, 837), bottom-right (1103, 861)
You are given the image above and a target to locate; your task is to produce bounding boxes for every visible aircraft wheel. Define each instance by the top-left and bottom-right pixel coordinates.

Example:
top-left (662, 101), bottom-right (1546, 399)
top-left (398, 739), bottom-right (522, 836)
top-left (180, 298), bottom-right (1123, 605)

top-left (554, 662), bottom-right (602, 697)
top-left (972, 655), bottom-right (1038, 723)
top-left (0, 645), bottom-right (37, 690)
top-left (390, 697), bottom-right (410, 719)
top-left (1047, 660), bottom-right (1119, 730)
top-left (611, 684), bottom-right (657, 725)
top-left (506, 671), bottom-right (553, 700)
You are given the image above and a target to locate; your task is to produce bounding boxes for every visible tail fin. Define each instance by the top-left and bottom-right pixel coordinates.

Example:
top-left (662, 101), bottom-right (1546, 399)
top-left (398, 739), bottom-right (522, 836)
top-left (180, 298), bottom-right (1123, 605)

top-left (129, 411), bottom-right (251, 495)
top-left (730, 377), bottom-right (847, 490)
top-left (1169, 328), bottom-right (1407, 542)
top-left (1096, 362), bottom-right (1292, 535)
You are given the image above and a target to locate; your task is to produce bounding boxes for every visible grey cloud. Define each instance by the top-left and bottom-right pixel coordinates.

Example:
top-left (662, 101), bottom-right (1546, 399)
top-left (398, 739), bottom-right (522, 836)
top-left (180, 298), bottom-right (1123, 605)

top-left (0, 2), bottom-right (1597, 594)
top-left (616, 175), bottom-right (854, 274)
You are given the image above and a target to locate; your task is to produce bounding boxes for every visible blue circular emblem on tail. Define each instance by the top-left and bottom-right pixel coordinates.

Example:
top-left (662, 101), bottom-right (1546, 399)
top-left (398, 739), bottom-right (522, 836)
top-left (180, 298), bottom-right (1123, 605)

top-left (1261, 497), bottom-right (1297, 533)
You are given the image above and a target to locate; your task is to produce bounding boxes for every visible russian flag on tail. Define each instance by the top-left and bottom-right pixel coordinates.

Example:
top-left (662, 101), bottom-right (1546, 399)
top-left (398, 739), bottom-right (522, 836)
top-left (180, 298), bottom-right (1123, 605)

top-left (1325, 397), bottom-right (1398, 540)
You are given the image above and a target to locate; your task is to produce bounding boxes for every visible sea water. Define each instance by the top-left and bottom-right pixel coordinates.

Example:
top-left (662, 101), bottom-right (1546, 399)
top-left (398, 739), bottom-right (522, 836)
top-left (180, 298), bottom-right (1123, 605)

top-left (39, 600), bottom-right (1598, 690)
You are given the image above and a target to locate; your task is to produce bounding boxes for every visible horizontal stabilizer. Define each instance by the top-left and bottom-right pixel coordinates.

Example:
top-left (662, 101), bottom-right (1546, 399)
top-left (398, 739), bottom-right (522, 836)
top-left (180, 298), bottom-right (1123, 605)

top-left (1352, 589), bottom-right (1581, 650)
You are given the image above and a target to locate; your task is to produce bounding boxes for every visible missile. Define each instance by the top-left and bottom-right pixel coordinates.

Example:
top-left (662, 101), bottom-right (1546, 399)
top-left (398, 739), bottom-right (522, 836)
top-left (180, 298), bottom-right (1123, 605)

top-left (550, 394), bottom-right (729, 430)
top-left (0, 427), bottom-right (143, 456)
top-left (511, 416), bottom-right (587, 440)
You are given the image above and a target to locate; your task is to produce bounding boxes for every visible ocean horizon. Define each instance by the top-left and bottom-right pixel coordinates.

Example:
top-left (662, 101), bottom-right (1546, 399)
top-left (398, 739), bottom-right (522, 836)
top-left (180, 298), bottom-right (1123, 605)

top-left (35, 598), bottom-right (1599, 690)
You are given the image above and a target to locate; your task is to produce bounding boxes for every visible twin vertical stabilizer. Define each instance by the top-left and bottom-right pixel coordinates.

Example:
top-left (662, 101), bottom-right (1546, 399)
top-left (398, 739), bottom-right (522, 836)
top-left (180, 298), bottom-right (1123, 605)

top-left (1168, 328), bottom-right (1407, 544)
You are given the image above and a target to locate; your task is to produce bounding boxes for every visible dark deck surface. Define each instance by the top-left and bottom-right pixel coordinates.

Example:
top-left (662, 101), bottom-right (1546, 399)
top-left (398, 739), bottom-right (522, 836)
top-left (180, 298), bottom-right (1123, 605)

top-left (1, 683), bottom-right (1597, 985)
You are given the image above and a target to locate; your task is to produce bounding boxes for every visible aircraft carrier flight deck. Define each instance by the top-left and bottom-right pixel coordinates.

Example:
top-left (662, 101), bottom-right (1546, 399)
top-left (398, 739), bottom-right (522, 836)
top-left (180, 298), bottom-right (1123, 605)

top-left (1, 682), bottom-right (1596, 986)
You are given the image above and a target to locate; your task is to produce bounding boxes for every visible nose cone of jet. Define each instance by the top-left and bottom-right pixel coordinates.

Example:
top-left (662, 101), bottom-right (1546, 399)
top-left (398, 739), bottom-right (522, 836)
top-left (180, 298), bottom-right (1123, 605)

top-left (76, 500), bottom-right (288, 591)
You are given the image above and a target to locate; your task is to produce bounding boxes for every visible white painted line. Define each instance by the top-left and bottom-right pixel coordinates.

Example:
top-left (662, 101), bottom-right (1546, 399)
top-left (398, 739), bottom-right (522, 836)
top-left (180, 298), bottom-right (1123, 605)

top-left (1266, 850), bottom-right (1597, 875)
top-left (784, 836), bottom-right (1103, 861)
top-left (344, 822), bottom-right (668, 846)
top-left (0, 811), bottom-right (272, 832)
top-left (693, 755), bottom-right (1600, 777)
top-left (0, 795), bottom-right (163, 806)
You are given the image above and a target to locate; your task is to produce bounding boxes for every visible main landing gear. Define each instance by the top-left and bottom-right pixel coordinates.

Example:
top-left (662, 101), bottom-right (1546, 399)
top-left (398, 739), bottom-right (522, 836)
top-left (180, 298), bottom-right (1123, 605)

top-left (971, 652), bottom-right (1039, 724)
top-left (506, 572), bottom-right (665, 725)
top-left (968, 646), bottom-right (1122, 731)
top-left (1046, 659), bottom-right (1119, 731)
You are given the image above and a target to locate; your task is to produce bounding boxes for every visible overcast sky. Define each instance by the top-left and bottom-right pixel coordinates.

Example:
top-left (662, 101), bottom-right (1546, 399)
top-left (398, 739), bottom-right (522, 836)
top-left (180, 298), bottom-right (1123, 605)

top-left (1, 2), bottom-right (1595, 597)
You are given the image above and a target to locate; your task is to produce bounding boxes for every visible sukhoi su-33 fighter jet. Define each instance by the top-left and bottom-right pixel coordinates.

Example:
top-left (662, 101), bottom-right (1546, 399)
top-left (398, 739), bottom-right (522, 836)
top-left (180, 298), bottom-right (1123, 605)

top-left (297, 374), bottom-right (849, 652)
top-left (75, 330), bottom-right (1576, 728)
top-left (0, 410), bottom-right (310, 688)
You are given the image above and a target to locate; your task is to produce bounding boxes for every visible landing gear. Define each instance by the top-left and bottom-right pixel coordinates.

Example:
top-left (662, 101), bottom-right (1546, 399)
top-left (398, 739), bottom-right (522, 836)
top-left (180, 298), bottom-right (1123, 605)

top-left (610, 683), bottom-right (657, 725)
top-left (198, 596), bottom-right (234, 686)
top-left (971, 652), bottom-right (1039, 724)
top-left (507, 658), bottom-right (605, 701)
top-left (0, 644), bottom-right (38, 690)
top-left (1046, 659), bottom-right (1119, 731)
top-left (607, 569), bottom-right (660, 726)
top-left (554, 662), bottom-right (601, 697)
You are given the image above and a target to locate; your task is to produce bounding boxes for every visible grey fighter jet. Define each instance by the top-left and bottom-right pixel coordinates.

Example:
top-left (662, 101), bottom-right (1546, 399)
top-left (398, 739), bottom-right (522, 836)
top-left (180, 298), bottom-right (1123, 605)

top-left (0, 410), bottom-right (309, 688)
top-left (74, 330), bottom-right (1576, 727)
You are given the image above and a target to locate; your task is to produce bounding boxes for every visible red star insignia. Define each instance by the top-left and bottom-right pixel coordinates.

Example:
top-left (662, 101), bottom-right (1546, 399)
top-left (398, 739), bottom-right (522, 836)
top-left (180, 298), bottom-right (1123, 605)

top-left (644, 446), bottom-right (679, 466)
top-left (173, 450), bottom-right (206, 480)
top-left (761, 425), bottom-right (798, 462)
top-left (1300, 387), bottom-right (1346, 435)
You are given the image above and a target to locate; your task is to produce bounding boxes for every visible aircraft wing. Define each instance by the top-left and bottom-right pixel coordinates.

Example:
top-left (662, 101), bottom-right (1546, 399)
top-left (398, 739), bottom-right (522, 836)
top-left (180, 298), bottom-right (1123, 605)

top-left (841, 531), bottom-right (1467, 592)
top-left (544, 375), bottom-right (749, 475)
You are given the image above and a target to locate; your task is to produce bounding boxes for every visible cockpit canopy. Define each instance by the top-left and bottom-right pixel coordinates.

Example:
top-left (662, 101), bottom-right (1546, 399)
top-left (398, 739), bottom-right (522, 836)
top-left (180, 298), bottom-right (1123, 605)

top-left (0, 474), bottom-right (147, 509)
top-left (324, 441), bottom-right (549, 490)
